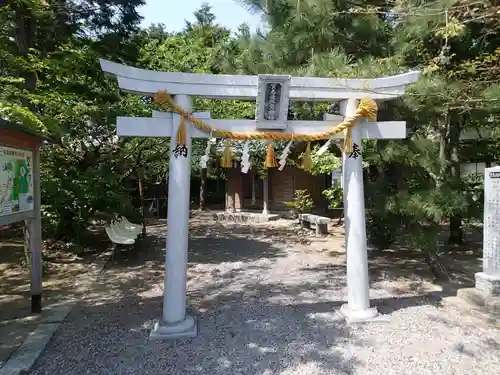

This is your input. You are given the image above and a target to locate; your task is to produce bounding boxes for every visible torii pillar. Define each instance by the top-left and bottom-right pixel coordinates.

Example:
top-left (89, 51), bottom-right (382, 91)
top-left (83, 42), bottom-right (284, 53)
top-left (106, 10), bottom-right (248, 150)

top-left (153, 94), bottom-right (197, 338)
top-left (338, 99), bottom-right (377, 321)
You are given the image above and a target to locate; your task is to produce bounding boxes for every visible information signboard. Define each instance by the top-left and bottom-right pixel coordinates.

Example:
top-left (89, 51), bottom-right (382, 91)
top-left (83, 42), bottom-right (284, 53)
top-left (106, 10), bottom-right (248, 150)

top-left (0, 145), bottom-right (34, 217)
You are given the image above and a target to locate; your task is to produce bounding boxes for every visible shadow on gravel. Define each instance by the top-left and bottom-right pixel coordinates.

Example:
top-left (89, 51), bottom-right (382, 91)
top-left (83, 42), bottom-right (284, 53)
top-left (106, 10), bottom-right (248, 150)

top-left (299, 263), bottom-right (444, 315)
top-left (188, 232), bottom-right (286, 264)
top-left (25, 220), bottom-right (363, 375)
top-left (27, 220), bottom-right (492, 375)
top-left (27, 280), bottom-right (360, 375)
top-left (187, 221), bottom-right (311, 263)
top-left (367, 249), bottom-right (435, 282)
top-left (108, 221), bottom-right (289, 268)
top-left (372, 294), bottom-right (443, 314)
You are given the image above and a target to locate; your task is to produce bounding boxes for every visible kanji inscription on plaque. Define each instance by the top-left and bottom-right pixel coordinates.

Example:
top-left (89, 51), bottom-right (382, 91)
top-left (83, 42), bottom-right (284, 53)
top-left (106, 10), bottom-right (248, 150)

top-left (256, 74), bottom-right (291, 130)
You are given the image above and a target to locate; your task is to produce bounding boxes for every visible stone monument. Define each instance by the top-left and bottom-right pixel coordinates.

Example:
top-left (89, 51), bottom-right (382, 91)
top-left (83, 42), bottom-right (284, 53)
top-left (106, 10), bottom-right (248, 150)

top-left (475, 166), bottom-right (500, 296)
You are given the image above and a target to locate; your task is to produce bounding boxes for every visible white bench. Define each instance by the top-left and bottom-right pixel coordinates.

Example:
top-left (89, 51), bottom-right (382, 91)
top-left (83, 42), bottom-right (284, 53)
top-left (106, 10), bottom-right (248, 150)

top-left (105, 226), bottom-right (136, 245)
top-left (105, 217), bottom-right (141, 259)
top-left (117, 216), bottom-right (141, 234)
top-left (299, 213), bottom-right (329, 235)
top-left (111, 219), bottom-right (141, 238)
top-left (109, 223), bottom-right (137, 240)
top-left (105, 226), bottom-right (136, 260)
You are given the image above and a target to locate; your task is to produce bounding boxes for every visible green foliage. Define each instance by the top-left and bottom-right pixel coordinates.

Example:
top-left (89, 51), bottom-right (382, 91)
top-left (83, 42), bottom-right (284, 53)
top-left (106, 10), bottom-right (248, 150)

top-left (233, 0), bottom-right (395, 71)
top-left (461, 172), bottom-right (485, 222)
top-left (283, 189), bottom-right (315, 214)
top-left (235, 0), bottom-right (500, 252)
top-left (367, 215), bottom-right (399, 250)
top-left (310, 145), bottom-right (341, 176)
top-left (322, 185), bottom-right (343, 210)
top-left (2, 0), bottom-right (498, 256)
top-left (403, 223), bottom-right (440, 259)
top-left (0, 0), bottom-right (147, 240)
top-left (0, 102), bottom-right (51, 135)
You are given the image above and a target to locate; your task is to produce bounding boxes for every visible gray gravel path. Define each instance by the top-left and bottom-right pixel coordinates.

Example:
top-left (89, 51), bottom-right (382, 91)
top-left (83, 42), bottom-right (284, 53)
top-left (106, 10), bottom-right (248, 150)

top-left (28, 219), bottom-right (500, 375)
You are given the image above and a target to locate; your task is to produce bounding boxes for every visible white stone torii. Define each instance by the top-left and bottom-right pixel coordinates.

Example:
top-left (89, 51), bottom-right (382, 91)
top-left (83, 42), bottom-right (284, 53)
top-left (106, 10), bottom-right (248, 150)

top-left (100, 59), bottom-right (420, 340)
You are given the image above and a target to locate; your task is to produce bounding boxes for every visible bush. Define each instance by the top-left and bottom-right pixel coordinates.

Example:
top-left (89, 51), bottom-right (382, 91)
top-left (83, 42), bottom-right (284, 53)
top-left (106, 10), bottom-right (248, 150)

top-left (322, 185), bottom-right (343, 209)
top-left (283, 189), bottom-right (315, 216)
top-left (366, 213), bottom-right (400, 250)
top-left (40, 143), bottom-right (136, 241)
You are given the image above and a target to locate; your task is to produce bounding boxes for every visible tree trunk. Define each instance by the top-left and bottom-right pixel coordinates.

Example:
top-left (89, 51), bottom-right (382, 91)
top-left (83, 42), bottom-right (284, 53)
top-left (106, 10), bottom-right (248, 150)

top-left (23, 220), bottom-right (31, 267)
top-left (199, 168), bottom-right (206, 211)
top-left (432, 122), bottom-right (449, 225)
top-left (262, 175), bottom-right (269, 215)
top-left (448, 110), bottom-right (463, 244)
top-left (138, 170), bottom-right (146, 235)
top-left (449, 216), bottom-right (463, 244)
top-left (423, 248), bottom-right (453, 282)
top-left (14, 4), bottom-right (37, 111)
top-left (437, 125), bottom-right (448, 190)
top-left (14, 4), bottom-right (38, 268)
top-left (251, 171), bottom-right (256, 207)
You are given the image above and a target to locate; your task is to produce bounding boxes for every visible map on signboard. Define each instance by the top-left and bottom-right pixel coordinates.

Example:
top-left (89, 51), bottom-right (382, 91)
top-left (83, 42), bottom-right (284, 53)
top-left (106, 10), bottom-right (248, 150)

top-left (0, 146), bottom-right (34, 217)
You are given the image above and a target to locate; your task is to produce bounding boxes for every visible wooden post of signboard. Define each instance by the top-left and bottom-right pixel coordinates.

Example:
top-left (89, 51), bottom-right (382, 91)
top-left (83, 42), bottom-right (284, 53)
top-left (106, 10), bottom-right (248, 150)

top-left (30, 146), bottom-right (42, 312)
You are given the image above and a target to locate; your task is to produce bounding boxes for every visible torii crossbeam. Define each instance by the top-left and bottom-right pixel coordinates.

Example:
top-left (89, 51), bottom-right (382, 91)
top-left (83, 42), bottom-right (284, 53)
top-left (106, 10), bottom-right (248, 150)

top-left (100, 59), bottom-right (420, 340)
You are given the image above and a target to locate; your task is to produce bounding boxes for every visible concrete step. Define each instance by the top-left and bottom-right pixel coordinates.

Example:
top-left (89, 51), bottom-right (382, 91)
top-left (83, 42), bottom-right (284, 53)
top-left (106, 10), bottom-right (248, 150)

top-left (213, 212), bottom-right (280, 224)
top-left (455, 287), bottom-right (500, 313)
top-left (442, 295), bottom-right (499, 326)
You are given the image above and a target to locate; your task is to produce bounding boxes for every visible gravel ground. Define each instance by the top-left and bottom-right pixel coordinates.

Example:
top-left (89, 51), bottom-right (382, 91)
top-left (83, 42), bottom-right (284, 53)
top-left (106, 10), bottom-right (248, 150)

top-left (28, 218), bottom-right (500, 375)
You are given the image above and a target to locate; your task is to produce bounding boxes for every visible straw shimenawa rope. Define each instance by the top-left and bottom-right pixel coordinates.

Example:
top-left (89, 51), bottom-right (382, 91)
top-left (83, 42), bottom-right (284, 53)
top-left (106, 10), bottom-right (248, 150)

top-left (154, 90), bottom-right (377, 153)
top-left (156, 89), bottom-right (377, 170)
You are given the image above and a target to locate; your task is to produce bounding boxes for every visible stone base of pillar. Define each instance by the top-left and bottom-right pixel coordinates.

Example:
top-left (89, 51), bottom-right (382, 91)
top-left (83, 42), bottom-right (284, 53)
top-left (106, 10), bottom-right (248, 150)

top-left (149, 314), bottom-right (197, 341)
top-left (475, 272), bottom-right (500, 296)
top-left (340, 304), bottom-right (378, 323)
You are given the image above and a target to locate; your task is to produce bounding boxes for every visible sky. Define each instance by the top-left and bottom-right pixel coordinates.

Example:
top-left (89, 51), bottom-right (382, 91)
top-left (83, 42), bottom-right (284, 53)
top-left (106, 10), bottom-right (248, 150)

top-left (139, 0), bottom-right (263, 33)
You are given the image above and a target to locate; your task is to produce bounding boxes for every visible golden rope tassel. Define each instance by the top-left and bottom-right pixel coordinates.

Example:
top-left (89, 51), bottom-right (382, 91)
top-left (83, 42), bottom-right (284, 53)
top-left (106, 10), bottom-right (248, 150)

top-left (342, 99), bottom-right (378, 153)
top-left (176, 117), bottom-right (187, 147)
top-left (343, 128), bottom-right (353, 153)
top-left (221, 140), bottom-right (233, 168)
top-left (264, 142), bottom-right (277, 168)
top-left (302, 142), bottom-right (313, 172)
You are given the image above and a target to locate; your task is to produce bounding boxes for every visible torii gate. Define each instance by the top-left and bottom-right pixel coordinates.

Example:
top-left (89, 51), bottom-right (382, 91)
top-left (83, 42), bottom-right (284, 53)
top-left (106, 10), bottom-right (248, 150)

top-left (100, 59), bottom-right (420, 340)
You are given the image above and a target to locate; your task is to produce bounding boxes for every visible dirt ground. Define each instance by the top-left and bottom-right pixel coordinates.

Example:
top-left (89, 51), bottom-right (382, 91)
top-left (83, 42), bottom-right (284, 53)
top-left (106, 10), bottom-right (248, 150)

top-left (24, 214), bottom-right (500, 375)
top-left (0, 226), bottom-right (107, 365)
top-left (0, 213), bottom-right (488, 371)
